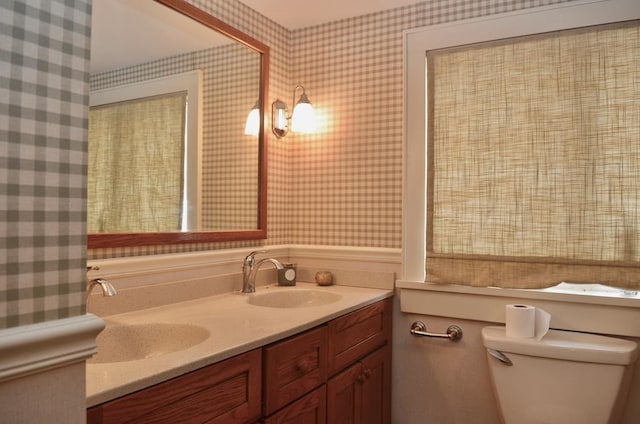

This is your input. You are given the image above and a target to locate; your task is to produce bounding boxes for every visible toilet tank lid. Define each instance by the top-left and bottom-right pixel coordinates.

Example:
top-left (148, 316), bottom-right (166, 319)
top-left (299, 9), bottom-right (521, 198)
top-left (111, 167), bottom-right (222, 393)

top-left (481, 326), bottom-right (638, 365)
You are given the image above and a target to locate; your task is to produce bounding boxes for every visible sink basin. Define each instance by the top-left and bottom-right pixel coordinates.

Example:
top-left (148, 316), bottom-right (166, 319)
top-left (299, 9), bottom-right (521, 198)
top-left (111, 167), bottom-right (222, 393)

top-left (247, 289), bottom-right (342, 308)
top-left (89, 322), bottom-right (209, 364)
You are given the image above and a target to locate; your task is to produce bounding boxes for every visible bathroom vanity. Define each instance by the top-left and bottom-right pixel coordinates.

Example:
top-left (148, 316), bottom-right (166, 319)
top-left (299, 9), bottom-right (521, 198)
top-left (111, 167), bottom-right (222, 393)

top-left (86, 283), bottom-right (392, 424)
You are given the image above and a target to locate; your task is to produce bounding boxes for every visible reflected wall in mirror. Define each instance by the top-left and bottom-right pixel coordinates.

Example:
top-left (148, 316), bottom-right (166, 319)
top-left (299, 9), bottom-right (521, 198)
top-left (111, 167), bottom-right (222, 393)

top-left (88, 0), bottom-right (269, 248)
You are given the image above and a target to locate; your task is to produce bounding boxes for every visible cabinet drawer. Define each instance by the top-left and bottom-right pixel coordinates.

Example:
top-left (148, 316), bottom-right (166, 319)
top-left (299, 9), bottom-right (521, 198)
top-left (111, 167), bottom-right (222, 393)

top-left (327, 298), bottom-right (392, 376)
top-left (263, 327), bottom-right (328, 416)
top-left (262, 385), bottom-right (326, 424)
top-left (87, 349), bottom-right (262, 424)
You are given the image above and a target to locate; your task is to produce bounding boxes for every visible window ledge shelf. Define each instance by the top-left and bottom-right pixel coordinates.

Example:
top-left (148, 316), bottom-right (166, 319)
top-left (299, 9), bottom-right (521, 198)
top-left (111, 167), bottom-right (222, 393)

top-left (396, 280), bottom-right (640, 338)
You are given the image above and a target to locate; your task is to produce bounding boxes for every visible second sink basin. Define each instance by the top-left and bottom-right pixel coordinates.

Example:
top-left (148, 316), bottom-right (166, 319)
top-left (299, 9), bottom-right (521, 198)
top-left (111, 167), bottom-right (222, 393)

top-left (89, 322), bottom-right (210, 364)
top-left (247, 289), bottom-right (342, 308)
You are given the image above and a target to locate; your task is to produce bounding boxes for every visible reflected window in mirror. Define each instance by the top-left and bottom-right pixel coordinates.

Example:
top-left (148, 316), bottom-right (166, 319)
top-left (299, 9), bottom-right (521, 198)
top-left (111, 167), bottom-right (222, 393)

top-left (89, 72), bottom-right (202, 233)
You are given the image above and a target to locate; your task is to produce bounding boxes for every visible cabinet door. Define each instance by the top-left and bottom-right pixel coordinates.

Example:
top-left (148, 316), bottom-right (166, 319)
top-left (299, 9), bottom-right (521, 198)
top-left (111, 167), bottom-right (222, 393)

top-left (359, 345), bottom-right (391, 424)
top-left (262, 385), bottom-right (326, 424)
top-left (87, 349), bottom-right (262, 424)
top-left (326, 345), bottom-right (391, 424)
top-left (327, 361), bottom-right (362, 424)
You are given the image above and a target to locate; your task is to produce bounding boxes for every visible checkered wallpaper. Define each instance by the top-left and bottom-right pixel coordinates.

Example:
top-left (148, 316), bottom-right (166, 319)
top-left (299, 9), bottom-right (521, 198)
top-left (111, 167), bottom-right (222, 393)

top-left (1, 0), bottom-right (91, 328)
top-left (1, 0), bottom-right (572, 326)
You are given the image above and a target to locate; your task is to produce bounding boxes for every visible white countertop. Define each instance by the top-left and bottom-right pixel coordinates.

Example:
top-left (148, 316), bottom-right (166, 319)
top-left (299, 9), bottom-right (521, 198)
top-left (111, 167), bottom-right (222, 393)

top-left (86, 282), bottom-right (393, 407)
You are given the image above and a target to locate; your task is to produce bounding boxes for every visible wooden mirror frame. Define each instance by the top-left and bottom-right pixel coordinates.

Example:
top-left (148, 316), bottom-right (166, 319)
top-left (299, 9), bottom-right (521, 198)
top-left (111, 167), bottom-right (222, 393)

top-left (88, 0), bottom-right (269, 249)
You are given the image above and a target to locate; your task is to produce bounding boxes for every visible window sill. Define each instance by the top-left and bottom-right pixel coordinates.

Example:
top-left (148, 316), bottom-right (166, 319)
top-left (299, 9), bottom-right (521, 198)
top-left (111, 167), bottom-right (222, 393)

top-left (396, 280), bottom-right (640, 337)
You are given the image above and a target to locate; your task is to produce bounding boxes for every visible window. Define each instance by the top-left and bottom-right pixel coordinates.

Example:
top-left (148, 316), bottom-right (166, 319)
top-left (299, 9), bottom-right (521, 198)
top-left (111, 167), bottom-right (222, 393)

top-left (403, 0), bottom-right (640, 293)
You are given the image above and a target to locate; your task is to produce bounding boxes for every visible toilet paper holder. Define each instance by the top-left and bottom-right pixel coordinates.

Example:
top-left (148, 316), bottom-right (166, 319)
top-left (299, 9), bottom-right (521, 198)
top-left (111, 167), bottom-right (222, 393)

top-left (410, 321), bottom-right (463, 341)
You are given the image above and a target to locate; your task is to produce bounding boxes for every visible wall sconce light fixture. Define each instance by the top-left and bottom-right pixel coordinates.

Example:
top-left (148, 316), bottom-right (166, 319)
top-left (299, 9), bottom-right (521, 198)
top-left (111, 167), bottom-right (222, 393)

top-left (272, 85), bottom-right (316, 138)
top-left (244, 100), bottom-right (260, 136)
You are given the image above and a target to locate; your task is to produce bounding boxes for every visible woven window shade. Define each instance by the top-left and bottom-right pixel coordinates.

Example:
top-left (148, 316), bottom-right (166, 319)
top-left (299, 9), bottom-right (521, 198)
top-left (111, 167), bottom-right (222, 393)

top-left (427, 21), bottom-right (640, 290)
top-left (88, 92), bottom-right (187, 233)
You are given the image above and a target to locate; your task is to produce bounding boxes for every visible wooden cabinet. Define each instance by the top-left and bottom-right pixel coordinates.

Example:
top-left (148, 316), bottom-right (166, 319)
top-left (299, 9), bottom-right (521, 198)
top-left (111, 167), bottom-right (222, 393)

top-left (88, 298), bottom-right (392, 424)
top-left (87, 349), bottom-right (262, 424)
top-left (326, 345), bottom-right (391, 424)
top-left (263, 298), bottom-right (392, 424)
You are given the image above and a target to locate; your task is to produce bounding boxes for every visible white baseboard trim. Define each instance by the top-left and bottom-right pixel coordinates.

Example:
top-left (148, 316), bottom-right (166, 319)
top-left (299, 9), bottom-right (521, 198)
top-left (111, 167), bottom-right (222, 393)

top-left (0, 314), bottom-right (105, 382)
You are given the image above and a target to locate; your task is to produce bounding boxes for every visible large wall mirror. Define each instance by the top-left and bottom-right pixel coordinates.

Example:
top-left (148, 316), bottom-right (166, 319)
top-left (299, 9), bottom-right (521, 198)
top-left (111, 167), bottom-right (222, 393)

top-left (88, 0), bottom-right (268, 248)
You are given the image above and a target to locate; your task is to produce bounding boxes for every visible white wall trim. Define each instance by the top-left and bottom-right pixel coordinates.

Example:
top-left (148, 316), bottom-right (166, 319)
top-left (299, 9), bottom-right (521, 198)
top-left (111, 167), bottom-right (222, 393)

top-left (288, 244), bottom-right (401, 264)
top-left (397, 281), bottom-right (640, 337)
top-left (87, 246), bottom-right (288, 288)
top-left (86, 245), bottom-right (400, 315)
top-left (0, 314), bottom-right (105, 383)
top-left (87, 245), bottom-right (401, 284)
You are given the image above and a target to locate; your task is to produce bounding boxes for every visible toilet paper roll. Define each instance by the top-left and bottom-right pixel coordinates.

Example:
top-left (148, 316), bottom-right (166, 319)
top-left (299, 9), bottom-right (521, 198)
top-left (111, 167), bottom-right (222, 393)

top-left (505, 304), bottom-right (550, 340)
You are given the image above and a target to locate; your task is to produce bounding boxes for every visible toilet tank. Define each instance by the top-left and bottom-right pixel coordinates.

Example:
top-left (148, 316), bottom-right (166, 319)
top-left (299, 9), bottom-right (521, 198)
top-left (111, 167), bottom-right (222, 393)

top-left (481, 326), bottom-right (638, 424)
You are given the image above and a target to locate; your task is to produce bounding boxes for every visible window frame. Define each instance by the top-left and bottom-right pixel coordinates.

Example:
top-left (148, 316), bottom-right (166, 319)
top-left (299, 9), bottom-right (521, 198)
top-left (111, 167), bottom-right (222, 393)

top-left (399, 0), bottom-right (640, 328)
top-left (402, 0), bottom-right (640, 283)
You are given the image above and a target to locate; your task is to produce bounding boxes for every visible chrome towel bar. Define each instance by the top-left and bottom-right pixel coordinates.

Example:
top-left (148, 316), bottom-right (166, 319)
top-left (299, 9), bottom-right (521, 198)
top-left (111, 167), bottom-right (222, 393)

top-left (410, 321), bottom-right (463, 341)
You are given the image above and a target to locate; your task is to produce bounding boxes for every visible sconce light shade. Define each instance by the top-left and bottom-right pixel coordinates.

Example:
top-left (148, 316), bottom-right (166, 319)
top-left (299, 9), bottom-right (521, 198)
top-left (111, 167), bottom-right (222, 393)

top-left (244, 101), bottom-right (260, 136)
top-left (272, 85), bottom-right (316, 138)
top-left (291, 91), bottom-right (316, 133)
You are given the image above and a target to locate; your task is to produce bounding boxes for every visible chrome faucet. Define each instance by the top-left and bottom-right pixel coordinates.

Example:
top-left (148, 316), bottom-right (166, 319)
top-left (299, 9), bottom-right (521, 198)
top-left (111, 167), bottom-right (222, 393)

top-left (242, 250), bottom-right (283, 293)
top-left (86, 266), bottom-right (117, 301)
top-left (87, 278), bottom-right (117, 300)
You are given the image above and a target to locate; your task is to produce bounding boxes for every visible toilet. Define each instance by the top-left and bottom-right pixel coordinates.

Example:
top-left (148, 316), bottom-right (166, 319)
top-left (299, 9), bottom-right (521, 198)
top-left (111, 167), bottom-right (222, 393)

top-left (481, 326), bottom-right (638, 424)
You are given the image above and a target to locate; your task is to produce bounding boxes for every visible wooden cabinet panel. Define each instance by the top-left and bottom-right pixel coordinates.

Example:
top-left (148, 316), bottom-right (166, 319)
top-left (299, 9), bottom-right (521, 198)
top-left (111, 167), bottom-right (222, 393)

top-left (263, 327), bottom-right (328, 416)
top-left (327, 298), bottom-right (392, 376)
top-left (262, 385), bottom-right (326, 424)
top-left (87, 349), bottom-right (262, 424)
top-left (326, 345), bottom-right (391, 424)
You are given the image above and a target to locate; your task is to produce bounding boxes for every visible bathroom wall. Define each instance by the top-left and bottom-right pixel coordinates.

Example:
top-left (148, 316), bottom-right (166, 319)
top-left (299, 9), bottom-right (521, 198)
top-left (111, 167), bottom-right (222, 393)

top-left (289, 1), bottom-right (639, 423)
top-left (3, 0), bottom-right (638, 423)
top-left (0, 0), bottom-right (91, 328)
top-left (87, 0), bottom-right (572, 260)
top-left (0, 0), bottom-right (92, 421)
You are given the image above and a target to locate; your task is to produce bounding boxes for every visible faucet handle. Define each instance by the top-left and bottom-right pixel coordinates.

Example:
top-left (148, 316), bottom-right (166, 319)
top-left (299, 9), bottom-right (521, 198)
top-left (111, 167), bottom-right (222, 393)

top-left (243, 250), bottom-right (267, 273)
top-left (245, 249), bottom-right (267, 262)
top-left (87, 265), bottom-right (100, 272)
